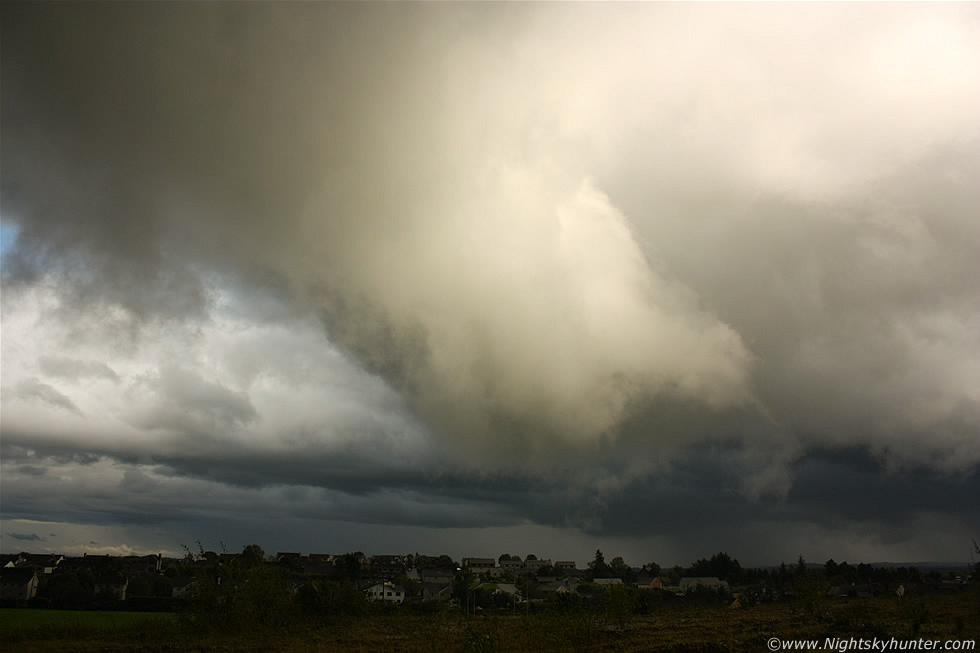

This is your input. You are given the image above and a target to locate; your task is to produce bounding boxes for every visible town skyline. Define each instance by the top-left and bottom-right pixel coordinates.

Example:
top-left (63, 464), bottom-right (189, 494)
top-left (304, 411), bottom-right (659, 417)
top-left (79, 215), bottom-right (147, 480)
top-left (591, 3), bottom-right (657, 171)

top-left (3, 540), bottom-right (977, 573)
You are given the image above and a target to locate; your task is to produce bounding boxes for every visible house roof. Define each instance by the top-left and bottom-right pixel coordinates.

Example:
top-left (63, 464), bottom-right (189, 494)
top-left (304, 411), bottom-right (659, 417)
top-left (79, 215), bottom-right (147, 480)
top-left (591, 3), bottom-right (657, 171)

top-left (171, 577), bottom-right (197, 588)
top-left (0, 554), bottom-right (23, 565)
top-left (679, 577), bottom-right (728, 589)
top-left (0, 568), bottom-right (39, 584)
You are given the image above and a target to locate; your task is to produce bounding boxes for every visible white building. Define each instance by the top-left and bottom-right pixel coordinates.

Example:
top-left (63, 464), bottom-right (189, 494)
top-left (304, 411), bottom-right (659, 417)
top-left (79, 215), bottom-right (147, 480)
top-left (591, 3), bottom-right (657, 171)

top-left (365, 580), bottom-right (407, 603)
top-left (679, 577), bottom-right (728, 592)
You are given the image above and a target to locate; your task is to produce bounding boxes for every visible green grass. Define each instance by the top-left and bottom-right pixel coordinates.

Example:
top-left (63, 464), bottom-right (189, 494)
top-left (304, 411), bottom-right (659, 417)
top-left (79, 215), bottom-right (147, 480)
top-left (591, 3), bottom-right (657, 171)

top-left (0, 608), bottom-right (177, 652)
top-left (0, 593), bottom-right (976, 652)
top-left (0, 608), bottom-right (175, 631)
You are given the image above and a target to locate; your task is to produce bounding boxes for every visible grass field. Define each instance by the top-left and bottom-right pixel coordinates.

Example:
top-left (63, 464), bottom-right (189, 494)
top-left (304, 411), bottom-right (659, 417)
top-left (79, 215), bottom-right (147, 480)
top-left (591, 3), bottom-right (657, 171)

top-left (0, 594), bottom-right (976, 652)
top-left (0, 608), bottom-right (175, 630)
top-left (0, 608), bottom-right (177, 651)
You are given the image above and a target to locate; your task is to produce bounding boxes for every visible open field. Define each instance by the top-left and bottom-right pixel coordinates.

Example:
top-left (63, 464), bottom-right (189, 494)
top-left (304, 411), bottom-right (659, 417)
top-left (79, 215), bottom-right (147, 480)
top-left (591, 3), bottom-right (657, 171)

top-left (0, 609), bottom-right (177, 650)
top-left (1, 595), bottom-right (977, 652)
top-left (0, 608), bottom-right (176, 630)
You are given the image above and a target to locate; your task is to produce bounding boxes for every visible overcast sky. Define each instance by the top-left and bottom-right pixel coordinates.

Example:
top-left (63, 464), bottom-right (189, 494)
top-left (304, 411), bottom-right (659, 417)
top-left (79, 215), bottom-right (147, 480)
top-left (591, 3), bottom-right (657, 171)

top-left (2, 2), bottom-right (978, 568)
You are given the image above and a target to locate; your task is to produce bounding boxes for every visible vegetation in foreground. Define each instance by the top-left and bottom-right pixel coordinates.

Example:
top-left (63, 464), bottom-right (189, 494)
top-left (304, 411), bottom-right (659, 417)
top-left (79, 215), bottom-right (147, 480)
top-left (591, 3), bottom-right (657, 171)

top-left (3, 544), bottom-right (976, 651)
top-left (2, 591), bottom-right (977, 652)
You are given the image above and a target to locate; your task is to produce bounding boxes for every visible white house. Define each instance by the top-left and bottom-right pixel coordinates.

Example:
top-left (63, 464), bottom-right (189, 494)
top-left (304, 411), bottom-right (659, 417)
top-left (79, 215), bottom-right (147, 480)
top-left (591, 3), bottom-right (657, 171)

top-left (679, 577), bottom-right (728, 592)
top-left (365, 580), bottom-right (406, 603)
top-left (463, 558), bottom-right (496, 571)
top-left (0, 569), bottom-right (39, 601)
top-left (500, 559), bottom-right (523, 572)
top-left (94, 576), bottom-right (128, 601)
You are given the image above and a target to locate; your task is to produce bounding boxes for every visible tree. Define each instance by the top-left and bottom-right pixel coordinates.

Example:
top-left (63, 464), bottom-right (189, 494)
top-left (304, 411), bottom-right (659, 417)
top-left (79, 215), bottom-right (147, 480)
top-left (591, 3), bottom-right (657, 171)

top-left (610, 556), bottom-right (630, 581)
top-left (151, 575), bottom-right (173, 597)
top-left (436, 554), bottom-right (456, 569)
top-left (688, 552), bottom-right (743, 583)
top-left (644, 562), bottom-right (662, 577)
top-left (857, 563), bottom-right (873, 581)
top-left (525, 554), bottom-right (537, 561)
top-left (242, 544), bottom-right (265, 568)
top-left (499, 553), bottom-right (513, 563)
top-left (43, 570), bottom-right (95, 609)
top-left (393, 574), bottom-right (421, 599)
top-left (127, 575), bottom-right (151, 597)
top-left (536, 563), bottom-right (556, 577)
top-left (824, 559), bottom-right (838, 579)
top-left (334, 553), bottom-right (363, 582)
top-left (451, 571), bottom-right (470, 604)
top-left (606, 584), bottom-right (637, 632)
top-left (589, 549), bottom-right (609, 578)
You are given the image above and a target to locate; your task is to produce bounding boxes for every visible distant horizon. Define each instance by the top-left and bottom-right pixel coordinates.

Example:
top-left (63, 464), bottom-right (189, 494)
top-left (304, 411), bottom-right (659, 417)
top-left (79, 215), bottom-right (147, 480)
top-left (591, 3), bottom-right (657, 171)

top-left (2, 545), bottom-right (975, 573)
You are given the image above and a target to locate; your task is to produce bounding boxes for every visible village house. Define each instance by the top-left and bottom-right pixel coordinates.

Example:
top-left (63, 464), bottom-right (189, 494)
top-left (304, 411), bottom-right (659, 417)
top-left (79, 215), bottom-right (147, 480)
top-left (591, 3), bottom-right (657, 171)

top-left (499, 558), bottom-right (523, 573)
top-left (171, 577), bottom-right (198, 598)
top-left (523, 558), bottom-right (552, 573)
top-left (0, 568), bottom-right (39, 601)
top-left (420, 567), bottom-right (454, 584)
top-left (123, 553), bottom-right (161, 575)
top-left (421, 583), bottom-right (453, 602)
top-left (14, 553), bottom-right (64, 575)
top-left (94, 576), bottom-right (129, 601)
top-left (636, 575), bottom-right (664, 590)
top-left (489, 582), bottom-right (520, 597)
top-left (462, 557), bottom-right (496, 572)
top-left (61, 553), bottom-right (116, 573)
top-left (365, 580), bottom-right (406, 603)
top-left (370, 555), bottom-right (406, 578)
top-left (679, 577), bottom-right (728, 592)
top-left (1, 554), bottom-right (25, 568)
top-left (538, 578), bottom-right (578, 595)
top-left (478, 567), bottom-right (505, 579)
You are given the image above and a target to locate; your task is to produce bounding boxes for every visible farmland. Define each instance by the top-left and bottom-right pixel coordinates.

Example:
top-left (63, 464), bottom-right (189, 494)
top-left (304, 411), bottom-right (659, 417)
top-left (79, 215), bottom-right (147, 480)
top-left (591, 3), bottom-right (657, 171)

top-left (1, 593), bottom-right (976, 652)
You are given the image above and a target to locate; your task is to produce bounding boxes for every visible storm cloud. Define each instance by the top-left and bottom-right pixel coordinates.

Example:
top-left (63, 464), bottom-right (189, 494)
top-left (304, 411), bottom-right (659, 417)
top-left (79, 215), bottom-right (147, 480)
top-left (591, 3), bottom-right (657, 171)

top-left (2, 2), bottom-right (977, 564)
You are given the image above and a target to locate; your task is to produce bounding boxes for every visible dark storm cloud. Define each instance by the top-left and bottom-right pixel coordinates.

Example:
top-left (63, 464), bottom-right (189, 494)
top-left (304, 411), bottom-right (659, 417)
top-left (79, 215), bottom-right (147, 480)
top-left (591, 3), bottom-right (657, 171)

top-left (787, 449), bottom-right (980, 526)
top-left (4, 426), bottom-right (974, 547)
top-left (597, 446), bottom-right (980, 538)
top-left (0, 427), bottom-right (534, 505)
top-left (15, 465), bottom-right (48, 477)
top-left (7, 533), bottom-right (43, 542)
top-left (1, 1), bottom-right (756, 456)
top-left (605, 141), bottom-right (980, 472)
